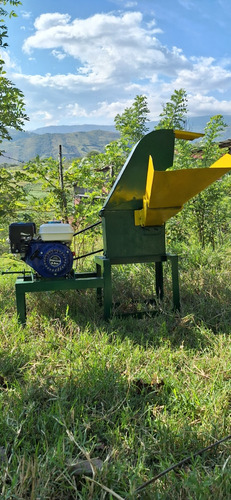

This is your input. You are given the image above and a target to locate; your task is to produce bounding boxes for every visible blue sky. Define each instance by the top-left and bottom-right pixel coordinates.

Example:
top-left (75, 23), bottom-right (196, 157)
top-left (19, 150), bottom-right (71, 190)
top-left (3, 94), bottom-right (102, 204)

top-left (3, 0), bottom-right (231, 130)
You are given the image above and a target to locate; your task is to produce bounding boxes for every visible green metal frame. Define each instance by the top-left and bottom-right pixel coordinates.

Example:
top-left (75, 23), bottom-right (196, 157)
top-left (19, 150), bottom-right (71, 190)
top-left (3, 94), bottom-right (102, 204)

top-left (15, 270), bottom-right (105, 325)
top-left (15, 253), bottom-right (180, 324)
top-left (95, 253), bottom-right (180, 319)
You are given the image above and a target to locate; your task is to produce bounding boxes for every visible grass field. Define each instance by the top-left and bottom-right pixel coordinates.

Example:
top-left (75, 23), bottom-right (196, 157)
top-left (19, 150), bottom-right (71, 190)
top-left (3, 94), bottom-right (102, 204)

top-left (0, 243), bottom-right (230, 499)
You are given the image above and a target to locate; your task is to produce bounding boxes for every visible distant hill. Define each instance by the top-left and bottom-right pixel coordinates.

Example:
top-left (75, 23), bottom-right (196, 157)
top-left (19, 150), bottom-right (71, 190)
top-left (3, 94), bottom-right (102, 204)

top-left (0, 129), bottom-right (119, 164)
top-left (33, 124), bottom-right (117, 134)
top-left (184, 115), bottom-right (231, 139)
top-left (1, 116), bottom-right (231, 165)
top-left (148, 115), bottom-right (231, 138)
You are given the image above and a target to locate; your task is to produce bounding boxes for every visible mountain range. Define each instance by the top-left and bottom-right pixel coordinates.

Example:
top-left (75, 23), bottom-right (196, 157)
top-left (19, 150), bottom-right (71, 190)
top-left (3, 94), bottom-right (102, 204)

top-left (0, 129), bottom-right (119, 164)
top-left (1, 115), bottom-right (231, 165)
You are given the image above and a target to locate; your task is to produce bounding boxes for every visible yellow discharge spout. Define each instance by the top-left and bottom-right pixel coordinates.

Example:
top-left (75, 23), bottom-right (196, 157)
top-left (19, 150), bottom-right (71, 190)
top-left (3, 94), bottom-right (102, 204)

top-left (134, 154), bottom-right (231, 227)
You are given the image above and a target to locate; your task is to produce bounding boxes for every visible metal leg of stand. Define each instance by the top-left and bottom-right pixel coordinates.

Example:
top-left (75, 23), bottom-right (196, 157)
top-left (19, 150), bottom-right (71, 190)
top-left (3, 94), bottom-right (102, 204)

top-left (96, 263), bottom-right (102, 305)
top-left (15, 284), bottom-right (26, 325)
top-left (169, 254), bottom-right (180, 311)
top-left (102, 258), bottom-right (112, 320)
top-left (155, 261), bottom-right (164, 300)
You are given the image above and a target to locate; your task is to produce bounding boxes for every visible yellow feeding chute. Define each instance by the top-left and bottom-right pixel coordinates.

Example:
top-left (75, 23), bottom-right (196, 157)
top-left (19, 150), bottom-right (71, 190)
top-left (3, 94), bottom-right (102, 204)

top-left (174, 130), bottom-right (204, 141)
top-left (135, 154), bottom-right (231, 227)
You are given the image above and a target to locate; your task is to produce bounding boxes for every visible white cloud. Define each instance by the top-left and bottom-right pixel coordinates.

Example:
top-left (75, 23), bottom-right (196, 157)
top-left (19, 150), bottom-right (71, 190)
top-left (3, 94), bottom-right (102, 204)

top-left (163, 57), bottom-right (231, 95)
top-left (51, 50), bottom-right (67, 60)
top-left (18, 10), bottom-right (231, 102)
top-left (0, 50), bottom-right (20, 71)
top-left (91, 100), bottom-right (134, 119)
top-left (22, 11), bottom-right (188, 84)
top-left (65, 103), bottom-right (88, 117)
top-left (21, 11), bottom-right (32, 19)
top-left (188, 93), bottom-right (231, 116)
top-left (7, 9), bottom-right (231, 128)
top-left (178, 0), bottom-right (194, 9)
top-left (125, 2), bottom-right (138, 7)
top-left (34, 12), bottom-right (71, 31)
top-left (56, 99), bottom-right (137, 123)
top-left (33, 110), bottom-right (53, 121)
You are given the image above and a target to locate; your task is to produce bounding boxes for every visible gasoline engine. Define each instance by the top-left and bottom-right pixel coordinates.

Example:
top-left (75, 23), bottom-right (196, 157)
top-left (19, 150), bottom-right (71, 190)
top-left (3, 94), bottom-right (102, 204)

top-left (9, 222), bottom-right (74, 278)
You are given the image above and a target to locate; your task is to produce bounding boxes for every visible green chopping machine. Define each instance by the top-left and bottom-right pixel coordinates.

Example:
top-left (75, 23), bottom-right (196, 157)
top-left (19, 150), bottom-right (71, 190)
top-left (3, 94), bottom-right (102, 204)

top-left (7, 129), bottom-right (231, 323)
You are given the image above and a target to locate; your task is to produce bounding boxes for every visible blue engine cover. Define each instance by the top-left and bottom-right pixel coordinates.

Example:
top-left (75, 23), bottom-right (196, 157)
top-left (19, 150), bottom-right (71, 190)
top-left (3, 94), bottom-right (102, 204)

top-left (25, 241), bottom-right (73, 278)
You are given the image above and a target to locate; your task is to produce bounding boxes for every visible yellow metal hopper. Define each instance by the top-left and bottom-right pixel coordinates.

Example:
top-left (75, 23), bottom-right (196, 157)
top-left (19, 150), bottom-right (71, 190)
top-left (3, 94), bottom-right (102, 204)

top-left (135, 154), bottom-right (231, 227)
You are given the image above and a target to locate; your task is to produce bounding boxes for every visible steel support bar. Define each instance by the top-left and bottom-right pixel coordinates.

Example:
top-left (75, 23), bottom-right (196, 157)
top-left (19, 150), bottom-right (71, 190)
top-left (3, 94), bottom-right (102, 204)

top-left (155, 261), bottom-right (164, 300)
top-left (15, 272), bottom-right (104, 324)
top-left (15, 254), bottom-right (180, 324)
top-left (95, 253), bottom-right (180, 318)
top-left (95, 256), bottom-right (112, 320)
top-left (167, 254), bottom-right (180, 311)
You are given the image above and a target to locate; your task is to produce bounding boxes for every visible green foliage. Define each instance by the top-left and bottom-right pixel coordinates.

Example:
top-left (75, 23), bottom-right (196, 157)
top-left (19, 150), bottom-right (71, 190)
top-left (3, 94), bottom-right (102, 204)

top-left (68, 156), bottom-right (105, 227)
top-left (188, 175), bottom-right (230, 249)
top-left (155, 90), bottom-right (230, 249)
top-left (0, 167), bottom-right (27, 219)
top-left (0, 1), bottom-right (21, 49)
top-left (0, 74), bottom-right (29, 142)
top-left (68, 139), bottom-right (127, 228)
top-left (200, 114), bottom-right (227, 165)
top-left (115, 94), bottom-right (150, 144)
top-left (0, 0), bottom-right (28, 144)
top-left (0, 0), bottom-right (29, 223)
top-left (181, 115), bottom-right (229, 249)
top-left (25, 157), bottom-right (73, 223)
top-left (156, 89), bottom-right (188, 130)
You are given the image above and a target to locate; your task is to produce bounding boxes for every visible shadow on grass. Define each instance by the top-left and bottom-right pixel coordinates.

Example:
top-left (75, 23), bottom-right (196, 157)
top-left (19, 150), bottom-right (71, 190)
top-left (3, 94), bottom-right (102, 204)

top-left (24, 273), bottom-right (231, 353)
top-left (0, 345), bottom-right (229, 499)
top-left (0, 349), bottom-right (30, 384)
top-left (3, 252), bottom-right (230, 351)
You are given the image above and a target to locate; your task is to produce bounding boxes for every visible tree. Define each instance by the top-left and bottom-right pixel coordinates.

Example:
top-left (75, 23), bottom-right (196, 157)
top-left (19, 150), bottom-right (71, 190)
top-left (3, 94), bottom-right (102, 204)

top-left (155, 89), bottom-right (230, 249)
top-left (65, 96), bottom-right (151, 229)
top-left (0, 1), bottom-right (21, 48)
top-left (114, 95), bottom-right (150, 144)
top-left (22, 94), bottom-right (151, 231)
top-left (0, 167), bottom-right (26, 218)
top-left (0, 0), bottom-right (29, 143)
top-left (156, 89), bottom-right (188, 130)
top-left (188, 115), bottom-right (230, 248)
top-left (163, 108), bottom-right (230, 249)
top-left (0, 75), bottom-right (29, 142)
top-left (24, 157), bottom-right (73, 223)
top-left (0, 1), bottom-right (29, 220)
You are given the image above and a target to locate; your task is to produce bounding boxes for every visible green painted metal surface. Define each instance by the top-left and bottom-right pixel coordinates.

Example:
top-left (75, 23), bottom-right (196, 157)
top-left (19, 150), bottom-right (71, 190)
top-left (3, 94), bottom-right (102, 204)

top-left (101, 130), bottom-right (171, 262)
top-left (15, 271), bottom-right (104, 324)
top-left (98, 129), bottom-right (181, 313)
top-left (95, 256), bottom-right (112, 319)
top-left (101, 129), bottom-right (175, 213)
top-left (102, 210), bottom-right (165, 261)
top-left (95, 254), bottom-right (180, 315)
